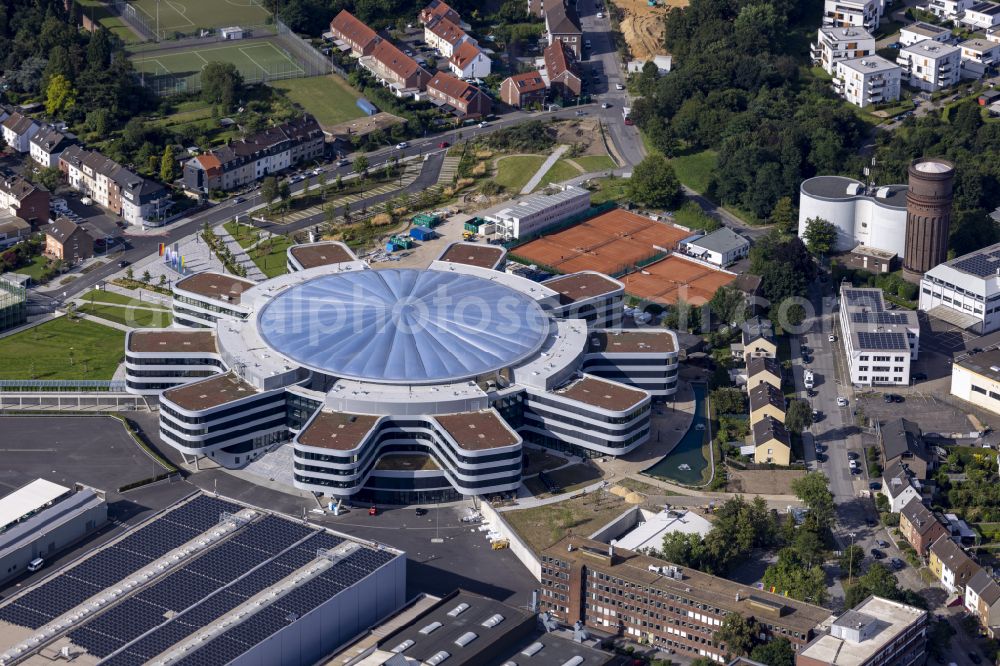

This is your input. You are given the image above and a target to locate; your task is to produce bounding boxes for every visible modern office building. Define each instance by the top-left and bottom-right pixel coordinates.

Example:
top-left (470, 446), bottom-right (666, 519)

top-left (838, 285), bottom-right (920, 386)
top-left (812, 26), bottom-right (876, 74)
top-left (796, 596), bottom-right (928, 666)
top-left (484, 185), bottom-right (591, 240)
top-left (0, 479), bottom-right (106, 586)
top-left (0, 274), bottom-right (27, 332)
top-left (919, 241), bottom-right (999, 333)
top-left (0, 493), bottom-right (405, 666)
top-left (897, 40), bottom-right (961, 91)
top-left (834, 56), bottom-right (902, 108)
top-left (903, 158), bottom-right (955, 278)
top-left (798, 176), bottom-right (907, 256)
top-left (540, 536), bottom-right (833, 662)
top-left (139, 241), bottom-right (678, 503)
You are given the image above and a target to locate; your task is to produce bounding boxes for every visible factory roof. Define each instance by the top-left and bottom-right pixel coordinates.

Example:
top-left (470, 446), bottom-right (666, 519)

top-left (955, 348), bottom-right (1000, 383)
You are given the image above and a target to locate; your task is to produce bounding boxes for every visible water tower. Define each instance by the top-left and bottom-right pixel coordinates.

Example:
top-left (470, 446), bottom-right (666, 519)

top-left (903, 158), bottom-right (955, 280)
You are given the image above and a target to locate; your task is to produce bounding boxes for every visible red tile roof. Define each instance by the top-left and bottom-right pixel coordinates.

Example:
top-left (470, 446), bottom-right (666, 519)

top-left (330, 10), bottom-right (379, 50)
top-left (506, 71), bottom-right (547, 93)
top-left (427, 16), bottom-right (467, 45)
top-left (370, 39), bottom-right (427, 81)
top-left (450, 40), bottom-right (483, 68)
top-left (428, 72), bottom-right (482, 105)
top-left (544, 41), bottom-right (577, 78)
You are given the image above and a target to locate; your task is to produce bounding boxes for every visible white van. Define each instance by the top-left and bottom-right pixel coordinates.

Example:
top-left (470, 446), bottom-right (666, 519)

top-left (27, 557), bottom-right (44, 572)
top-left (804, 369), bottom-right (814, 389)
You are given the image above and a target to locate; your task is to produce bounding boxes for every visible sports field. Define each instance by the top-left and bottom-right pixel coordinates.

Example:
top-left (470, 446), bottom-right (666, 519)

top-left (619, 255), bottom-right (735, 305)
top-left (132, 39), bottom-right (304, 91)
top-left (127, 0), bottom-right (271, 37)
top-left (269, 76), bottom-right (363, 126)
top-left (512, 208), bottom-right (691, 275)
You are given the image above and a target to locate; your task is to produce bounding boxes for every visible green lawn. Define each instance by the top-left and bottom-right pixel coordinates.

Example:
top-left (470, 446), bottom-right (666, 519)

top-left (249, 236), bottom-right (295, 278)
top-left (14, 255), bottom-right (53, 283)
top-left (494, 155), bottom-right (546, 193)
top-left (269, 76), bottom-right (364, 126)
top-left (673, 201), bottom-right (721, 232)
top-left (572, 155), bottom-right (617, 172)
top-left (223, 220), bottom-right (264, 250)
top-left (670, 149), bottom-right (718, 193)
top-left (81, 290), bottom-right (168, 310)
top-left (0, 317), bottom-right (125, 380)
top-left (533, 159), bottom-right (583, 191)
top-left (78, 303), bottom-right (174, 328)
top-left (588, 176), bottom-right (630, 205)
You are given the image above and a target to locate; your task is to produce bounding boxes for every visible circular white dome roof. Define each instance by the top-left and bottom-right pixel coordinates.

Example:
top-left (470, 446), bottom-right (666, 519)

top-left (256, 269), bottom-right (550, 384)
top-left (914, 161), bottom-right (951, 174)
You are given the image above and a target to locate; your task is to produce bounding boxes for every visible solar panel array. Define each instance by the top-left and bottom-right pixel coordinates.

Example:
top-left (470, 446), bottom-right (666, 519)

top-left (856, 331), bottom-right (908, 350)
top-left (843, 289), bottom-right (885, 312)
top-left (0, 496), bottom-right (239, 631)
top-left (172, 546), bottom-right (397, 666)
top-left (952, 248), bottom-right (1000, 278)
top-left (850, 311), bottom-right (911, 325)
top-left (99, 531), bottom-right (346, 666)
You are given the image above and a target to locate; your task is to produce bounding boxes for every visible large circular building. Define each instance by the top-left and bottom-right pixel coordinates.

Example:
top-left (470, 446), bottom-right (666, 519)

top-left (126, 241), bottom-right (680, 504)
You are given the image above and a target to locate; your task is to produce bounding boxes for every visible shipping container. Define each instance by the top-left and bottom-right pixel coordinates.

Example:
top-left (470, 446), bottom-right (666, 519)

top-left (356, 98), bottom-right (379, 116)
top-left (410, 226), bottom-right (436, 241)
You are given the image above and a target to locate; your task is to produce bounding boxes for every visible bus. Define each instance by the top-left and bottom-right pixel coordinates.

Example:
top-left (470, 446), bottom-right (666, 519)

top-left (622, 107), bottom-right (633, 125)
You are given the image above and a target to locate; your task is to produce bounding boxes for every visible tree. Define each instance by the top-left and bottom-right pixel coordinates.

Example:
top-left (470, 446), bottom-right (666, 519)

top-left (160, 145), bottom-right (177, 184)
top-left (844, 563), bottom-right (926, 609)
top-left (37, 167), bottom-right (61, 191)
top-left (354, 155), bottom-right (369, 178)
top-left (803, 217), bottom-right (837, 255)
top-left (838, 545), bottom-right (864, 579)
top-left (791, 472), bottom-right (835, 530)
top-left (762, 547), bottom-right (828, 604)
top-left (785, 399), bottom-right (814, 435)
top-left (125, 266), bottom-right (134, 281)
top-left (770, 196), bottom-right (796, 235)
top-left (628, 154), bottom-right (682, 209)
top-left (718, 612), bottom-right (759, 658)
top-left (709, 285), bottom-right (748, 326)
top-left (201, 62), bottom-right (243, 110)
top-left (141, 269), bottom-right (151, 284)
top-left (751, 638), bottom-right (794, 666)
top-left (45, 74), bottom-right (77, 117)
top-left (660, 531), bottom-right (705, 568)
top-left (260, 176), bottom-right (279, 209)
top-left (711, 387), bottom-right (746, 415)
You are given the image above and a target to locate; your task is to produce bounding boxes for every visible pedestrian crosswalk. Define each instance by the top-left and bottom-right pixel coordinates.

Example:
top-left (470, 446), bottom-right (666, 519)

top-left (437, 156), bottom-right (461, 185)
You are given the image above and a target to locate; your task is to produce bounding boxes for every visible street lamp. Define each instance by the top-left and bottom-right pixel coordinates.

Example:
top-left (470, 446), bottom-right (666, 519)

top-left (848, 531), bottom-right (857, 585)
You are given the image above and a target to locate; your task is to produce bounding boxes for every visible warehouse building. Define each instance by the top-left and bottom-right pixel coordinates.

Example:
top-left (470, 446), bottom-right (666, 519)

top-left (484, 185), bottom-right (591, 241)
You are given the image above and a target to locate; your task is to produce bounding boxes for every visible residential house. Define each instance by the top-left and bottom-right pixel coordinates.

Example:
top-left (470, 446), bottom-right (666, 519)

top-left (897, 40), bottom-right (961, 91)
top-left (44, 217), bottom-right (93, 264)
top-left (746, 356), bottom-right (782, 391)
top-left (424, 16), bottom-right (469, 59)
top-left (426, 72), bottom-right (492, 118)
top-left (753, 415), bottom-right (791, 465)
top-left (959, 38), bottom-right (1000, 78)
top-left (29, 127), bottom-right (73, 169)
top-left (926, 0), bottom-right (973, 20)
top-left (882, 461), bottom-right (921, 513)
top-left (822, 0), bottom-right (883, 31)
top-left (880, 417), bottom-right (931, 479)
top-left (834, 56), bottom-right (901, 108)
top-left (59, 145), bottom-right (169, 227)
top-left (420, 0), bottom-right (462, 25)
top-left (544, 41), bottom-right (582, 101)
top-left (962, 1), bottom-right (1000, 29)
top-left (449, 40), bottom-right (491, 79)
top-left (749, 382), bottom-right (786, 426)
top-left (899, 22), bottom-right (951, 47)
top-left (679, 227), bottom-right (750, 267)
top-left (929, 535), bottom-right (979, 594)
top-left (741, 316), bottom-right (777, 361)
top-left (0, 216), bottom-right (31, 249)
top-left (329, 10), bottom-right (380, 57)
top-left (1, 112), bottom-right (39, 153)
top-left (543, 0), bottom-right (582, 59)
top-left (0, 176), bottom-right (49, 227)
top-left (182, 115), bottom-right (324, 194)
top-left (500, 71), bottom-right (547, 108)
top-left (360, 39), bottom-right (431, 96)
top-left (812, 26), bottom-right (876, 75)
top-left (965, 569), bottom-right (1000, 634)
top-left (899, 498), bottom-right (949, 557)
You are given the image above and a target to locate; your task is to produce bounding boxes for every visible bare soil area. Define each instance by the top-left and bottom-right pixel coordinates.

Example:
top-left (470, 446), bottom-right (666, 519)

top-left (726, 467), bottom-right (807, 496)
top-left (609, 0), bottom-right (686, 60)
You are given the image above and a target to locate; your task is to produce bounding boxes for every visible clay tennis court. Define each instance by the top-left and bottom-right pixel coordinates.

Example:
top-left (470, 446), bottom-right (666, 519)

top-left (512, 209), bottom-right (691, 275)
top-left (619, 255), bottom-right (736, 305)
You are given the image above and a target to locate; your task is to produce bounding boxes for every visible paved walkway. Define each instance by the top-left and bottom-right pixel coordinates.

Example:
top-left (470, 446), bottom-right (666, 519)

top-left (214, 224), bottom-right (267, 281)
top-left (73, 311), bottom-right (131, 332)
top-left (520, 145), bottom-right (570, 194)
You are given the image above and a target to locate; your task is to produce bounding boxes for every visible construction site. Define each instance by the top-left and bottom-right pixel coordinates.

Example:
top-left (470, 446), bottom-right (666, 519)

top-left (609, 0), bottom-right (687, 60)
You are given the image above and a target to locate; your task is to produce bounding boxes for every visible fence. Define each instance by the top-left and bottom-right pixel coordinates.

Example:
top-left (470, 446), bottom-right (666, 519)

top-left (113, 0), bottom-right (273, 44)
top-left (275, 20), bottom-right (333, 77)
top-left (0, 379), bottom-right (127, 392)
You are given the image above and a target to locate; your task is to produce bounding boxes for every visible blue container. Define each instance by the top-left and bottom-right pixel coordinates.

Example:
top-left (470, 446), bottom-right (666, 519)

top-left (356, 98), bottom-right (379, 116)
top-left (410, 226), bottom-right (435, 241)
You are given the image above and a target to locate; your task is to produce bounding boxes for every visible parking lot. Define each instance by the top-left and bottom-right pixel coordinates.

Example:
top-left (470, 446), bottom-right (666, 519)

top-left (854, 391), bottom-right (981, 437)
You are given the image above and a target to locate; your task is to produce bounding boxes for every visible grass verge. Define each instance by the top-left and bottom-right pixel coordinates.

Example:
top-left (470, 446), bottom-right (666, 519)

top-left (572, 154), bottom-right (617, 172)
top-left (670, 149), bottom-right (718, 193)
top-left (494, 155), bottom-right (546, 192)
top-left (78, 303), bottom-right (174, 328)
top-left (0, 317), bottom-right (124, 380)
top-left (81, 290), bottom-right (168, 309)
top-left (269, 75), bottom-right (364, 126)
top-left (533, 159), bottom-right (583, 191)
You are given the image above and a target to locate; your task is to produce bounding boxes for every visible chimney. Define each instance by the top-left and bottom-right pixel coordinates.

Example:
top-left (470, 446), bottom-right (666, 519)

top-left (608, 540), bottom-right (616, 558)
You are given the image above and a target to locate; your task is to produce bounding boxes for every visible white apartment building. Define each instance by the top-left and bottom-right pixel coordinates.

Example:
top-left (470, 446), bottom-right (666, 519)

top-left (899, 21), bottom-right (951, 47)
top-left (485, 185), bottom-right (591, 240)
top-left (920, 242), bottom-right (1000, 334)
top-left (898, 39), bottom-right (961, 91)
top-left (1, 113), bottom-right (38, 154)
top-left (835, 56), bottom-right (902, 107)
top-left (962, 1), bottom-right (1000, 29)
top-left (959, 38), bottom-right (1000, 77)
top-left (823, 0), bottom-right (884, 31)
top-left (926, 0), bottom-right (972, 19)
top-left (813, 26), bottom-right (876, 74)
top-left (839, 285), bottom-right (920, 386)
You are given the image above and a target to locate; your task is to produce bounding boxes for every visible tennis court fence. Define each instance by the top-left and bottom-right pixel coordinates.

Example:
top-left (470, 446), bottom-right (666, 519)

top-left (112, 0), bottom-right (273, 43)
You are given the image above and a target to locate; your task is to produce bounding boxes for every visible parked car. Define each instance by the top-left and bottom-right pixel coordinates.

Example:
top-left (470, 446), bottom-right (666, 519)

top-left (478, 121), bottom-right (489, 128)
top-left (601, 102), bottom-right (610, 108)
top-left (837, 396), bottom-right (849, 407)
top-left (848, 451), bottom-right (859, 460)
top-left (884, 394), bottom-right (895, 403)
top-left (597, 10), bottom-right (604, 17)
top-left (396, 141), bottom-right (409, 149)
top-left (913, 372), bottom-right (928, 381)
top-left (892, 394), bottom-right (904, 403)
top-left (869, 482), bottom-right (881, 491)
top-left (414, 507), bottom-right (427, 516)
top-left (118, 260), bottom-right (130, 268)
top-left (615, 83), bottom-right (624, 90)
top-left (877, 540), bottom-right (890, 548)
top-left (829, 334), bottom-right (837, 342)
top-left (870, 548), bottom-right (885, 559)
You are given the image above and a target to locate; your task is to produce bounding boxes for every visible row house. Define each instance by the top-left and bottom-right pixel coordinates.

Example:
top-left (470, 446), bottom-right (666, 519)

top-left (965, 569), bottom-right (1000, 638)
top-left (544, 41), bottom-right (583, 100)
top-left (29, 126), bottom-right (74, 169)
top-left (360, 39), bottom-right (432, 96)
top-left (426, 72), bottom-right (492, 118)
top-left (329, 10), bottom-right (380, 57)
top-left (182, 115), bottom-right (324, 194)
top-left (44, 217), bottom-right (94, 264)
top-left (425, 16), bottom-right (470, 59)
top-left (899, 498), bottom-right (948, 556)
top-left (420, 0), bottom-right (462, 25)
top-left (1, 112), bottom-right (39, 153)
top-left (0, 176), bottom-right (49, 227)
top-left (59, 145), bottom-right (169, 227)
top-left (450, 40), bottom-right (492, 79)
top-left (544, 0), bottom-right (583, 59)
top-left (928, 534), bottom-right (978, 594)
top-left (500, 71), bottom-right (548, 108)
